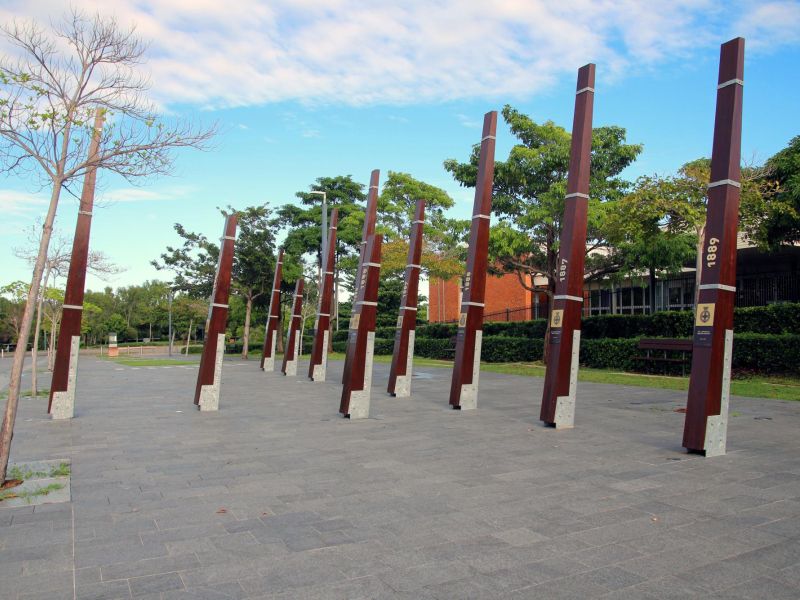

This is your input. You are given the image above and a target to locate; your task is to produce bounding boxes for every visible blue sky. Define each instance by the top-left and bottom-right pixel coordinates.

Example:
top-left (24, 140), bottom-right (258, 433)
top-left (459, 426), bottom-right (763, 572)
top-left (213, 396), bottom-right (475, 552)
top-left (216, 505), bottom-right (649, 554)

top-left (1, 0), bottom-right (799, 290)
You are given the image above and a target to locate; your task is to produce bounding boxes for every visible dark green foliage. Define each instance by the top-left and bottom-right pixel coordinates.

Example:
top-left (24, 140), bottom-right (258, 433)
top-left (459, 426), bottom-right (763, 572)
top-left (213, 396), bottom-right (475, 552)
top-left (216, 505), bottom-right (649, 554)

top-left (483, 320), bottom-right (548, 338)
top-left (415, 323), bottom-right (457, 339)
top-left (481, 337), bottom-right (543, 363)
top-left (413, 337), bottom-right (453, 359)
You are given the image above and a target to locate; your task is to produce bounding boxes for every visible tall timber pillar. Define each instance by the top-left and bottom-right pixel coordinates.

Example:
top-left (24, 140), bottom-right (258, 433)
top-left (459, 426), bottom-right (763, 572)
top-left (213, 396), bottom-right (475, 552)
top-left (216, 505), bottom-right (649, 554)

top-left (340, 234), bottom-right (382, 419)
top-left (281, 279), bottom-right (305, 377)
top-left (388, 200), bottom-right (425, 397)
top-left (683, 38), bottom-right (745, 457)
top-left (194, 214), bottom-right (238, 411)
top-left (309, 209), bottom-right (339, 381)
top-left (540, 64), bottom-right (595, 429)
top-left (342, 170), bottom-right (379, 383)
top-left (260, 249), bottom-right (284, 372)
top-left (448, 111), bottom-right (497, 410)
top-left (48, 108), bottom-right (105, 420)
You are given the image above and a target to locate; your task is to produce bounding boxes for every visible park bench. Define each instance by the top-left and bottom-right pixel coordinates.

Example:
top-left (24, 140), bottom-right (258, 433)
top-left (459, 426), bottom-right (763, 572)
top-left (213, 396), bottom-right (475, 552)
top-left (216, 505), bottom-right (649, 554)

top-left (634, 338), bottom-right (693, 375)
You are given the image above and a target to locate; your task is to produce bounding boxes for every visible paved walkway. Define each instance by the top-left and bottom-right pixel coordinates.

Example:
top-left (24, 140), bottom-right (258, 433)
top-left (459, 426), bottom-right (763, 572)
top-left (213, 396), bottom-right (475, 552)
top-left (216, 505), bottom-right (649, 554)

top-left (1, 356), bottom-right (799, 599)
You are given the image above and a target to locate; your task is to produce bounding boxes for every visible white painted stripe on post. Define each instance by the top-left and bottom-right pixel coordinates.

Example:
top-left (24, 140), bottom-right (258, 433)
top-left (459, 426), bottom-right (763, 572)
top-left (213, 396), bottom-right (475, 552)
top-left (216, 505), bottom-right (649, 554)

top-left (699, 284), bottom-right (736, 292)
top-left (62, 304), bottom-right (83, 310)
top-left (364, 262), bottom-right (381, 267)
top-left (708, 179), bottom-right (741, 189)
top-left (220, 235), bottom-right (236, 241)
top-left (565, 192), bottom-right (590, 199)
top-left (412, 220), bottom-right (424, 224)
top-left (461, 301), bottom-right (485, 307)
top-left (717, 78), bottom-right (744, 89)
top-left (357, 301), bottom-right (378, 306)
top-left (401, 306), bottom-right (418, 311)
top-left (482, 135), bottom-right (496, 142)
top-left (554, 295), bottom-right (584, 302)
top-left (78, 210), bottom-right (93, 216)
top-left (407, 264), bottom-right (421, 269)
top-left (576, 86), bottom-right (595, 94)
top-left (211, 303), bottom-right (228, 308)
top-left (472, 214), bottom-right (490, 220)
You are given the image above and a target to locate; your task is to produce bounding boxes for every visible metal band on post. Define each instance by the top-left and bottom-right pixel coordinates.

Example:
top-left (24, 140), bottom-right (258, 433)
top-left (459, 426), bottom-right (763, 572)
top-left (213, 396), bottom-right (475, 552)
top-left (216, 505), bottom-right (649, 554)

top-left (540, 63), bottom-right (596, 429)
top-left (683, 38), bottom-right (746, 457)
top-left (448, 111), bottom-right (498, 411)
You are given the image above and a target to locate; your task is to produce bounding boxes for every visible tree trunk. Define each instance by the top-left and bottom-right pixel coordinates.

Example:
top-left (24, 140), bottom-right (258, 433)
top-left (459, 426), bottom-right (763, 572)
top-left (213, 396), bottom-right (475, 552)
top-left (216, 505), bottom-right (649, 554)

top-left (0, 179), bottom-right (64, 483)
top-left (31, 266), bottom-right (51, 397)
top-left (184, 318), bottom-right (193, 355)
top-left (241, 296), bottom-right (253, 359)
top-left (48, 311), bottom-right (58, 371)
top-left (649, 265), bottom-right (657, 315)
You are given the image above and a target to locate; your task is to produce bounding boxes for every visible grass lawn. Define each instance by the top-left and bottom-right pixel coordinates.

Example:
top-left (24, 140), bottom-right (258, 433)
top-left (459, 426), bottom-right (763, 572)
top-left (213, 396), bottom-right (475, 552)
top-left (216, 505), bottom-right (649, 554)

top-left (104, 357), bottom-right (197, 367)
top-left (314, 352), bottom-right (800, 401)
top-left (0, 387), bottom-right (49, 400)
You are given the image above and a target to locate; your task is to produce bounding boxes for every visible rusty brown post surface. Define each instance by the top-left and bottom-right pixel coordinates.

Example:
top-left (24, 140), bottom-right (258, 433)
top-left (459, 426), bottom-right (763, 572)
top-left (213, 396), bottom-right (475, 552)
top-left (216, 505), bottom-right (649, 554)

top-left (260, 248), bottom-right (284, 371)
top-left (194, 214), bottom-right (238, 411)
top-left (388, 200), bottom-right (425, 397)
top-left (683, 38), bottom-right (745, 457)
top-left (340, 234), bottom-right (382, 419)
top-left (539, 64), bottom-right (596, 429)
top-left (448, 111), bottom-right (497, 410)
top-left (48, 109), bottom-right (105, 419)
top-left (309, 209), bottom-right (339, 381)
top-left (281, 278), bottom-right (305, 377)
top-left (342, 169), bottom-right (380, 383)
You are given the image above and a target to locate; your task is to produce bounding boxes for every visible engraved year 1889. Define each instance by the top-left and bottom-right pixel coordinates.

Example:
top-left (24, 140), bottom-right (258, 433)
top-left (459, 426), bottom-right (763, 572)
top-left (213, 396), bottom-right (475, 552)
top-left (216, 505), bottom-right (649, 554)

top-left (706, 237), bottom-right (719, 268)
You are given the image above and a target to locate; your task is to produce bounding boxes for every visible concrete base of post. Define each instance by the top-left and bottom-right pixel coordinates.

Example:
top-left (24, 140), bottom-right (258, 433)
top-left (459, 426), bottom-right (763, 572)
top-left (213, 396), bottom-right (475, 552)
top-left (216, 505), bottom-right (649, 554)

top-left (262, 337), bottom-right (276, 372)
top-left (345, 332), bottom-right (374, 419)
top-left (310, 330), bottom-right (329, 382)
top-left (283, 335), bottom-right (300, 377)
top-left (51, 335), bottom-right (80, 420)
top-left (703, 329), bottom-right (733, 457)
top-left (454, 331), bottom-right (481, 411)
top-left (198, 333), bottom-right (225, 412)
top-left (551, 330), bottom-right (581, 429)
top-left (392, 330), bottom-right (415, 398)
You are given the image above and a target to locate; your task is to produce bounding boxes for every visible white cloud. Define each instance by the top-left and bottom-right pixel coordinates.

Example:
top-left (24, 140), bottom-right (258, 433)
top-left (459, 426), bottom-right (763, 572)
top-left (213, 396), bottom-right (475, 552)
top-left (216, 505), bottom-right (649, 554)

top-left (99, 185), bottom-right (194, 204)
top-left (0, 1), bottom-right (796, 110)
top-left (0, 189), bottom-right (47, 216)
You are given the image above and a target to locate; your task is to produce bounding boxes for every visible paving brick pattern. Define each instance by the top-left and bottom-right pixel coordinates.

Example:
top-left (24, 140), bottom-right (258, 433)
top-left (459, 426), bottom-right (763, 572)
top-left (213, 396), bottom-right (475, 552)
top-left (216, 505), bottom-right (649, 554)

top-left (1, 356), bottom-right (799, 599)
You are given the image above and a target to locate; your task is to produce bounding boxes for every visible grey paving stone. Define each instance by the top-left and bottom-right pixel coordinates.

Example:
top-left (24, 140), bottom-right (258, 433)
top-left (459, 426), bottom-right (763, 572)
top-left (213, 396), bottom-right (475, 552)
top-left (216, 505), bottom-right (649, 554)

top-left (4, 356), bottom-right (800, 600)
top-left (128, 572), bottom-right (185, 596)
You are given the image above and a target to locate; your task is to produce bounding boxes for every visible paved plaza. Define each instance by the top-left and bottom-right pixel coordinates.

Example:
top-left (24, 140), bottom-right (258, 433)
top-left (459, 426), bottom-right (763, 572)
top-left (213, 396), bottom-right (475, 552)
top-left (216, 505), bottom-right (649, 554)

top-left (1, 355), bottom-right (800, 599)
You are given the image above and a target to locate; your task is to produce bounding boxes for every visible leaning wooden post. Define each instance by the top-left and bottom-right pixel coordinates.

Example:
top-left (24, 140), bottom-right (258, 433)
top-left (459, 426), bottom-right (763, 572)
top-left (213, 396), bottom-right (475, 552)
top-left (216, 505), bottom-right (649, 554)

top-left (448, 111), bottom-right (497, 410)
top-left (309, 209), bottom-right (339, 381)
top-left (342, 169), bottom-right (380, 383)
top-left (281, 278), bottom-right (305, 377)
top-left (260, 248), bottom-right (284, 371)
top-left (388, 200), bottom-right (425, 397)
top-left (194, 214), bottom-right (238, 411)
top-left (340, 234), bottom-right (383, 419)
top-left (48, 108), bottom-right (105, 420)
top-left (539, 64), bottom-right (596, 429)
top-left (683, 38), bottom-right (745, 457)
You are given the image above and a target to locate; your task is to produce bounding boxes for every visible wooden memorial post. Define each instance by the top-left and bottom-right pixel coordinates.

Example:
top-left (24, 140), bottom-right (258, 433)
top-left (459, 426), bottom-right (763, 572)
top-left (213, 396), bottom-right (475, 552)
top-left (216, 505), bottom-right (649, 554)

top-left (683, 38), bottom-right (745, 457)
top-left (539, 64), bottom-right (595, 429)
top-left (340, 234), bottom-right (382, 419)
top-left (448, 111), bottom-right (497, 410)
top-left (388, 200), bottom-right (425, 397)
top-left (194, 214), bottom-right (238, 411)
top-left (309, 209), bottom-right (339, 381)
top-left (342, 169), bottom-right (380, 383)
top-left (260, 249), bottom-right (284, 371)
top-left (281, 279), bottom-right (305, 377)
top-left (48, 108), bottom-right (105, 420)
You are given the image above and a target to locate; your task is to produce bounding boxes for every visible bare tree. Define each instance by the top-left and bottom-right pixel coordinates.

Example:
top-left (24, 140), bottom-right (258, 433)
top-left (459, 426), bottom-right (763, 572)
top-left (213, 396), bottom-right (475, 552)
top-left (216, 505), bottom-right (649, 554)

top-left (14, 221), bottom-right (122, 396)
top-left (0, 11), bottom-right (216, 484)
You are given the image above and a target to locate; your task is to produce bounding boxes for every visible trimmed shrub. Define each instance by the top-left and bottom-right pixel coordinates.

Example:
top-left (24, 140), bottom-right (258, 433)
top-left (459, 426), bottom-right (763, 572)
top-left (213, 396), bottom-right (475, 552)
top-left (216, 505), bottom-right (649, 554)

top-left (414, 337), bottom-right (453, 359)
top-left (481, 337), bottom-right (543, 362)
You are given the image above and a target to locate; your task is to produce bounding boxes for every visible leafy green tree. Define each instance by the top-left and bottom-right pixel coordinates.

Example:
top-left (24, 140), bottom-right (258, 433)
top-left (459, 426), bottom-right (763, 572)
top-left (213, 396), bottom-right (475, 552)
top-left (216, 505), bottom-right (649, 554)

top-left (0, 282), bottom-right (28, 343)
top-left (444, 105), bottom-right (642, 307)
top-left (757, 136), bottom-right (800, 249)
